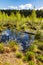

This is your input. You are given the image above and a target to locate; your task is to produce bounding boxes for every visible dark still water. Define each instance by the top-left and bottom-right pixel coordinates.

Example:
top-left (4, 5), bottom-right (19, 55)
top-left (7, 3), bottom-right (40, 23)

top-left (0, 29), bottom-right (35, 51)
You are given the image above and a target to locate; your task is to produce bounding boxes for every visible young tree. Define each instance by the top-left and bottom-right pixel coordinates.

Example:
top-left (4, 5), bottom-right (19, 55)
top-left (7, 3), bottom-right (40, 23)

top-left (0, 11), bottom-right (3, 24)
top-left (31, 9), bottom-right (37, 22)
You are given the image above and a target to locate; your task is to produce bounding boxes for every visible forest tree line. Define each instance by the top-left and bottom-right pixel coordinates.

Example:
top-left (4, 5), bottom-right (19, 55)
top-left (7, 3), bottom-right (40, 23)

top-left (0, 9), bottom-right (43, 18)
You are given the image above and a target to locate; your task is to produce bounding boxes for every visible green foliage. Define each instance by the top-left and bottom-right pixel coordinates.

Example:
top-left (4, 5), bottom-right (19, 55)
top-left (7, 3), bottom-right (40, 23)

top-left (0, 43), bottom-right (4, 53)
top-left (37, 54), bottom-right (43, 62)
top-left (23, 56), bottom-right (27, 61)
top-left (41, 23), bottom-right (43, 29)
top-left (35, 31), bottom-right (41, 39)
top-left (37, 61), bottom-right (43, 65)
top-left (31, 10), bottom-right (36, 21)
top-left (16, 12), bottom-right (21, 21)
top-left (16, 52), bottom-right (22, 58)
top-left (29, 61), bottom-right (36, 65)
top-left (29, 44), bottom-right (38, 52)
top-left (0, 10), bottom-right (43, 33)
top-left (8, 40), bottom-right (19, 51)
top-left (0, 10), bottom-right (43, 65)
top-left (33, 40), bottom-right (43, 51)
top-left (8, 40), bottom-right (17, 48)
top-left (38, 45), bottom-right (43, 51)
top-left (24, 51), bottom-right (35, 61)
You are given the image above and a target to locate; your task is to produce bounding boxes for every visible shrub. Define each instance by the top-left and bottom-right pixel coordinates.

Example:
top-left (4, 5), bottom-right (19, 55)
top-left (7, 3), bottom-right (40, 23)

top-left (24, 51), bottom-right (35, 61)
top-left (29, 44), bottom-right (38, 52)
top-left (16, 52), bottom-right (22, 58)
top-left (23, 56), bottom-right (26, 61)
top-left (11, 45), bottom-right (19, 51)
top-left (37, 54), bottom-right (43, 62)
top-left (0, 43), bottom-right (4, 53)
top-left (8, 40), bottom-right (19, 51)
top-left (38, 45), bottom-right (43, 51)
top-left (35, 31), bottom-right (41, 39)
top-left (29, 61), bottom-right (36, 65)
top-left (8, 40), bottom-right (17, 48)
top-left (41, 24), bottom-right (43, 29)
top-left (37, 61), bottom-right (43, 65)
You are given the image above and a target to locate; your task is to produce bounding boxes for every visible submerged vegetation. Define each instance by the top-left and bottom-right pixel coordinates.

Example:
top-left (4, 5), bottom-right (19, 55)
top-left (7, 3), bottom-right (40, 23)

top-left (0, 9), bottom-right (43, 65)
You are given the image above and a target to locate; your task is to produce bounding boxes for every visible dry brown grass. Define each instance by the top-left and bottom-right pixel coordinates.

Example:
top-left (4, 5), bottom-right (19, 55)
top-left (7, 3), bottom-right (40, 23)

top-left (0, 52), bottom-right (28, 65)
top-left (4, 47), bottom-right (11, 53)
